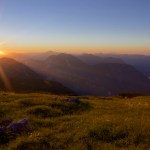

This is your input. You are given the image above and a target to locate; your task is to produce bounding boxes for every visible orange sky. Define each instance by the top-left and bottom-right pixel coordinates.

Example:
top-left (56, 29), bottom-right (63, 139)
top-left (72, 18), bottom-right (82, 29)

top-left (0, 0), bottom-right (150, 56)
top-left (1, 42), bottom-right (150, 55)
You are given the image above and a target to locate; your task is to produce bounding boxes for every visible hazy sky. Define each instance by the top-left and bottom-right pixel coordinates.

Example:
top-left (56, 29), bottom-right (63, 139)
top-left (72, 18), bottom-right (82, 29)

top-left (0, 0), bottom-right (150, 54)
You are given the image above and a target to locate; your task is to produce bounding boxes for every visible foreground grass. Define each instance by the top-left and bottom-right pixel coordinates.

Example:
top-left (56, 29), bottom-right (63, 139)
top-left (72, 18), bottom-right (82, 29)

top-left (0, 92), bottom-right (150, 150)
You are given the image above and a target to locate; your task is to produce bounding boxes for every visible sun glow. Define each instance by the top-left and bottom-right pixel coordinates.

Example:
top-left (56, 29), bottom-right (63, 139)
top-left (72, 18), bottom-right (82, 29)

top-left (0, 51), bottom-right (5, 55)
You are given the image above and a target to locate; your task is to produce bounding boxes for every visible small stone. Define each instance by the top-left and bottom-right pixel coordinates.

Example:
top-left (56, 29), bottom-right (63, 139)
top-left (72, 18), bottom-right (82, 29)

top-left (68, 98), bottom-right (80, 103)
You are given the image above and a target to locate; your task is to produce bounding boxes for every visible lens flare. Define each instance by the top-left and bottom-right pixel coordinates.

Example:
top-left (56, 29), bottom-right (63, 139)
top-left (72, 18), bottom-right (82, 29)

top-left (0, 66), bottom-right (12, 91)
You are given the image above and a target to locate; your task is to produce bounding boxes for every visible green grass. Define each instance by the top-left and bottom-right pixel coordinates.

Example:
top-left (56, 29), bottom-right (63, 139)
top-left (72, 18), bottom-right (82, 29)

top-left (0, 92), bottom-right (150, 150)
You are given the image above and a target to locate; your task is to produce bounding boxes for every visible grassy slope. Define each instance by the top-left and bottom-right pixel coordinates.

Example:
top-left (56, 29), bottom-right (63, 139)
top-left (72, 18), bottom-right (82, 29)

top-left (0, 93), bottom-right (150, 150)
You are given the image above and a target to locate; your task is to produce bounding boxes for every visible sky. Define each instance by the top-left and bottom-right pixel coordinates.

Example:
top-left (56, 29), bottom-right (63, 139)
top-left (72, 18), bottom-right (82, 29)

top-left (0, 0), bottom-right (150, 54)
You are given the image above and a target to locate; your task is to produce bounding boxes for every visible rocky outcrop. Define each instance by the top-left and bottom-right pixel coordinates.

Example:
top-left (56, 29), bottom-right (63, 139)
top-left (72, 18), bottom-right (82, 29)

top-left (0, 118), bottom-right (30, 136)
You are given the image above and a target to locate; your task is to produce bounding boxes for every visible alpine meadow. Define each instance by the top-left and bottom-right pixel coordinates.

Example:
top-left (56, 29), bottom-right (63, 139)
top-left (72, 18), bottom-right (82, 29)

top-left (0, 0), bottom-right (150, 150)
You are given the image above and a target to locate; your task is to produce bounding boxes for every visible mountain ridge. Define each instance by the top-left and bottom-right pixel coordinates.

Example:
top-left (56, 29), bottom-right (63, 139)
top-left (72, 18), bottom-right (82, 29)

top-left (23, 53), bottom-right (150, 95)
top-left (77, 54), bottom-right (125, 65)
top-left (0, 57), bottom-right (74, 94)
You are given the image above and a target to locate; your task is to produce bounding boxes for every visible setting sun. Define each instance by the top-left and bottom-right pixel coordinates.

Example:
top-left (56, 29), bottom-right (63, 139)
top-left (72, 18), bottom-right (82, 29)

top-left (0, 51), bottom-right (5, 55)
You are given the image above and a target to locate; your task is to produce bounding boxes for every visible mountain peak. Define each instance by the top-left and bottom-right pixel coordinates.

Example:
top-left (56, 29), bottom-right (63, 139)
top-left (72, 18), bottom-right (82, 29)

top-left (0, 57), bottom-right (74, 94)
top-left (46, 53), bottom-right (87, 67)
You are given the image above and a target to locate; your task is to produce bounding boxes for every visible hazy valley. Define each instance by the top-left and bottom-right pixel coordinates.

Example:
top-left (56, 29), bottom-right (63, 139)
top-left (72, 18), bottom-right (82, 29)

top-left (4, 52), bottom-right (149, 96)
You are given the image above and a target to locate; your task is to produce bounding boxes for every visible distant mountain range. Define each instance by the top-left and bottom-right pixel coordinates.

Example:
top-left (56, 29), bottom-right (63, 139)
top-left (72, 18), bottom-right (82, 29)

top-left (23, 53), bottom-right (150, 95)
top-left (95, 53), bottom-right (150, 77)
top-left (13, 51), bottom-right (150, 77)
top-left (0, 58), bottom-right (74, 94)
top-left (77, 54), bottom-right (125, 65)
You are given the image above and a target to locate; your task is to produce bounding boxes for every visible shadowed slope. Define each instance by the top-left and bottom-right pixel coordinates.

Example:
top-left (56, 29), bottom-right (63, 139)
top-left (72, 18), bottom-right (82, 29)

top-left (0, 58), bottom-right (74, 94)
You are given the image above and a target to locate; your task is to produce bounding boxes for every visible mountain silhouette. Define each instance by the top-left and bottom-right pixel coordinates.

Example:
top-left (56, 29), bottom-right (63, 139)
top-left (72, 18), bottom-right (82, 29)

top-left (78, 54), bottom-right (125, 65)
top-left (95, 54), bottom-right (150, 77)
top-left (0, 57), bottom-right (74, 94)
top-left (23, 53), bottom-right (150, 95)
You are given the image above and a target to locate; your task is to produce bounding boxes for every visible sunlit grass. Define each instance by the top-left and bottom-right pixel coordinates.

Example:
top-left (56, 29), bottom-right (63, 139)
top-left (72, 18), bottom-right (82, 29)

top-left (0, 92), bottom-right (149, 150)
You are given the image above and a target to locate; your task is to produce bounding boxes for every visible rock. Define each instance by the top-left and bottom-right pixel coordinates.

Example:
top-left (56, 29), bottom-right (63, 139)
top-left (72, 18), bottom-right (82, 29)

top-left (7, 118), bottom-right (29, 134)
top-left (0, 118), bottom-right (12, 127)
top-left (7, 122), bottom-right (23, 133)
top-left (18, 118), bottom-right (29, 129)
top-left (68, 98), bottom-right (80, 103)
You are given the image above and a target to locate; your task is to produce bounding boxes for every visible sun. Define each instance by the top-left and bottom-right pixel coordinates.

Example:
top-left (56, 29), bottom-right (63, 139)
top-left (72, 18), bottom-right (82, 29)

top-left (0, 51), bottom-right (5, 55)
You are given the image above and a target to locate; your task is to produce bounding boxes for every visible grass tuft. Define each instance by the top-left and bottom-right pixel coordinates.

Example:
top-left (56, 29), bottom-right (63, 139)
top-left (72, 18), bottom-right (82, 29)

top-left (88, 124), bottom-right (128, 143)
top-left (26, 106), bottom-right (62, 118)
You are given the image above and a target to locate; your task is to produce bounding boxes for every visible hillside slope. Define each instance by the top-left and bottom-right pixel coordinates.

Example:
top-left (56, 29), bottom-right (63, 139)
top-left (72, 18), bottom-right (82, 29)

top-left (0, 93), bottom-right (149, 150)
top-left (0, 58), bottom-right (74, 94)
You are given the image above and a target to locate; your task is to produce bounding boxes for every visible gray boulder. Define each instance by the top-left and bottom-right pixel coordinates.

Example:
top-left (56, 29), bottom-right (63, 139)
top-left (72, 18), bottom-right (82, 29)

top-left (7, 118), bottom-right (29, 134)
top-left (0, 118), bottom-right (12, 127)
